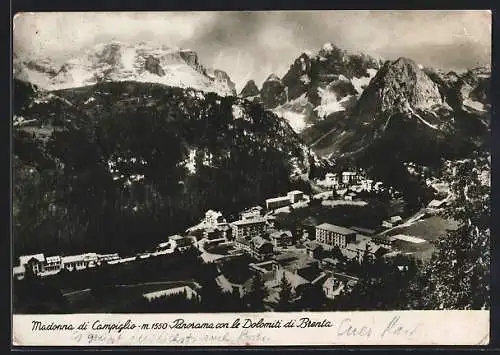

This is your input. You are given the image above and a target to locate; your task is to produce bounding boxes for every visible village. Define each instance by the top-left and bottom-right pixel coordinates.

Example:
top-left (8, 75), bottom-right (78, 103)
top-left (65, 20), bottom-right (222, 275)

top-left (13, 168), bottom-right (456, 310)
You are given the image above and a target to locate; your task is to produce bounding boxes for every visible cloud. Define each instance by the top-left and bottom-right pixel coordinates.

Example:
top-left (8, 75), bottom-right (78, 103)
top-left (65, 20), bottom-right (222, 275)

top-left (13, 11), bottom-right (491, 91)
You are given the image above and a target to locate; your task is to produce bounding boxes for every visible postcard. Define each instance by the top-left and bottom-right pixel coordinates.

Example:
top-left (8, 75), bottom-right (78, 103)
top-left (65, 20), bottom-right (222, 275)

top-left (12, 10), bottom-right (491, 346)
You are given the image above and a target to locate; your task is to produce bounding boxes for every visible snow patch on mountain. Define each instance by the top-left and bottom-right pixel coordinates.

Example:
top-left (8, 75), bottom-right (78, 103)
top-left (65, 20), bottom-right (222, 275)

top-left (272, 94), bottom-right (312, 133)
top-left (351, 68), bottom-right (378, 94)
top-left (14, 42), bottom-right (236, 97)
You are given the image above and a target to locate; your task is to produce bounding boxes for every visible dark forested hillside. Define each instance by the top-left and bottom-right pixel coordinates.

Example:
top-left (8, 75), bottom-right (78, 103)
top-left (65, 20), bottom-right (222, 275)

top-left (13, 80), bottom-right (312, 257)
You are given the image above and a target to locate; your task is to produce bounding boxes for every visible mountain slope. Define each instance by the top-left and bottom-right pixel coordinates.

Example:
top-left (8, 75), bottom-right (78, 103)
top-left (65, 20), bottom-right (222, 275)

top-left (240, 43), bottom-right (381, 133)
top-left (13, 79), bottom-right (312, 257)
top-left (302, 57), bottom-right (490, 210)
top-left (14, 42), bottom-right (237, 97)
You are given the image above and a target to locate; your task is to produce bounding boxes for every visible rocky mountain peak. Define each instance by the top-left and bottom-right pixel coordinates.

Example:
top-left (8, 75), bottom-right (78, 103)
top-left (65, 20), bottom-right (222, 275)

top-left (354, 56), bottom-right (443, 120)
top-left (261, 74), bottom-right (287, 109)
top-left (13, 42), bottom-right (237, 97)
top-left (265, 73), bottom-right (282, 82)
top-left (239, 79), bottom-right (260, 98)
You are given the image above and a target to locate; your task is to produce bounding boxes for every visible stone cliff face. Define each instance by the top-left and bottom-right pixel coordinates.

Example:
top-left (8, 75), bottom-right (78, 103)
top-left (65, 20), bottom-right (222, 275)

top-left (239, 80), bottom-right (260, 98)
top-left (260, 74), bottom-right (287, 109)
top-left (13, 42), bottom-right (237, 97)
top-left (354, 57), bottom-right (443, 122)
top-left (144, 55), bottom-right (166, 76)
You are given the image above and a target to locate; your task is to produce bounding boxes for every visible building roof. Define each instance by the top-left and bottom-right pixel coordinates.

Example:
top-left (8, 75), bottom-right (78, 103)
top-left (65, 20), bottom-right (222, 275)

top-left (274, 253), bottom-right (299, 263)
top-left (288, 190), bottom-right (303, 195)
top-left (45, 256), bottom-right (61, 264)
top-left (169, 234), bottom-right (184, 241)
top-left (304, 240), bottom-right (323, 251)
top-left (251, 236), bottom-right (273, 250)
top-left (215, 274), bottom-right (234, 293)
top-left (231, 218), bottom-right (266, 226)
top-left (270, 230), bottom-right (292, 239)
top-left (282, 269), bottom-right (309, 289)
top-left (297, 265), bottom-right (323, 283)
top-left (316, 223), bottom-right (356, 235)
top-left (19, 253), bottom-right (45, 265)
top-left (373, 234), bottom-right (396, 242)
top-left (349, 226), bottom-right (377, 235)
top-left (266, 196), bottom-right (290, 203)
top-left (236, 237), bottom-right (251, 246)
top-left (62, 254), bottom-right (86, 263)
top-left (390, 216), bottom-right (403, 223)
top-left (13, 265), bottom-right (25, 274)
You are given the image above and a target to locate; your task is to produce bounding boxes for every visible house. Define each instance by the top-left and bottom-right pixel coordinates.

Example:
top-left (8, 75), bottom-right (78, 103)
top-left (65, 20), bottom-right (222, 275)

top-left (143, 285), bottom-right (199, 302)
top-left (174, 237), bottom-right (196, 252)
top-left (233, 235), bottom-right (274, 260)
top-left (265, 196), bottom-right (291, 210)
top-left (250, 236), bottom-right (274, 260)
top-left (13, 265), bottom-right (25, 280)
top-left (154, 241), bottom-right (175, 255)
top-left (361, 179), bottom-right (374, 191)
top-left (240, 206), bottom-right (263, 220)
top-left (321, 275), bottom-right (345, 300)
top-left (389, 216), bottom-right (403, 225)
top-left (203, 210), bottom-right (227, 226)
top-left (62, 254), bottom-right (90, 272)
top-left (382, 220), bottom-right (393, 228)
top-left (325, 173), bottom-right (339, 185)
top-left (269, 230), bottom-right (293, 248)
top-left (249, 260), bottom-right (280, 284)
top-left (315, 223), bottom-right (357, 249)
top-left (301, 216), bottom-right (321, 237)
top-left (265, 215), bottom-right (277, 228)
top-left (344, 193), bottom-right (355, 201)
top-left (216, 260), bottom-right (255, 297)
top-left (18, 254), bottom-right (46, 276)
top-left (270, 253), bottom-right (322, 290)
top-left (342, 237), bottom-right (388, 263)
top-left (304, 240), bottom-right (323, 258)
top-left (428, 199), bottom-right (446, 209)
top-left (321, 257), bottom-right (341, 269)
top-left (97, 253), bottom-right (120, 263)
top-left (42, 256), bottom-right (63, 274)
top-left (372, 235), bottom-right (396, 249)
top-left (231, 218), bottom-right (266, 239)
top-left (321, 272), bottom-right (359, 299)
top-left (342, 171), bottom-right (358, 185)
top-left (287, 190), bottom-right (304, 204)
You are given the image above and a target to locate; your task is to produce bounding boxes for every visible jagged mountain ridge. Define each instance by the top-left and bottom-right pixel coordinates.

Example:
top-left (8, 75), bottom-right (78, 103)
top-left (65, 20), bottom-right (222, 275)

top-left (13, 41), bottom-right (237, 97)
top-left (303, 57), bottom-right (489, 180)
top-left (239, 42), bottom-right (381, 132)
top-left (13, 78), bottom-right (313, 255)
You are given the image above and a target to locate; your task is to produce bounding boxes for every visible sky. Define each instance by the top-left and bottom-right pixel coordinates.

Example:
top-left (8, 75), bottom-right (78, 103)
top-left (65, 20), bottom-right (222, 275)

top-left (13, 11), bottom-right (491, 91)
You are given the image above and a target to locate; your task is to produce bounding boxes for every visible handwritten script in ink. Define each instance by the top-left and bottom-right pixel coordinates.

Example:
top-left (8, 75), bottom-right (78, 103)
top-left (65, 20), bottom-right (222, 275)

top-left (24, 315), bottom-right (425, 346)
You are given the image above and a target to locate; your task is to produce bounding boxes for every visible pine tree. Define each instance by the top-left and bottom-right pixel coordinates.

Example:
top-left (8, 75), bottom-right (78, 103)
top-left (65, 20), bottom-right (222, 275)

top-left (245, 274), bottom-right (268, 312)
top-left (410, 155), bottom-right (490, 309)
top-left (276, 274), bottom-right (293, 311)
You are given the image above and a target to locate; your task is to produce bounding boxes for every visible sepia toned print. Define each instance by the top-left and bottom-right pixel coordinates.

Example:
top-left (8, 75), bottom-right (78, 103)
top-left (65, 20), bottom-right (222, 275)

top-left (12, 10), bottom-right (490, 346)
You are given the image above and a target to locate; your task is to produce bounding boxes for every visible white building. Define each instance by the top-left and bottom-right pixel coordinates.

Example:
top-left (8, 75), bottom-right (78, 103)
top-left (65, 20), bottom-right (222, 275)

top-left (287, 190), bottom-right (304, 204)
top-left (266, 196), bottom-right (291, 210)
top-left (342, 172), bottom-right (358, 185)
top-left (240, 206), bottom-right (263, 220)
top-left (231, 218), bottom-right (267, 239)
top-left (203, 210), bottom-right (226, 226)
top-left (15, 254), bottom-right (46, 278)
top-left (62, 253), bottom-right (98, 272)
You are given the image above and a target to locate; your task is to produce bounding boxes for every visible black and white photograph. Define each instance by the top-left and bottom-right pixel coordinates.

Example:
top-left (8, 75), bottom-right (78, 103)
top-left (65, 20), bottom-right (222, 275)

top-left (12, 10), bottom-right (490, 323)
